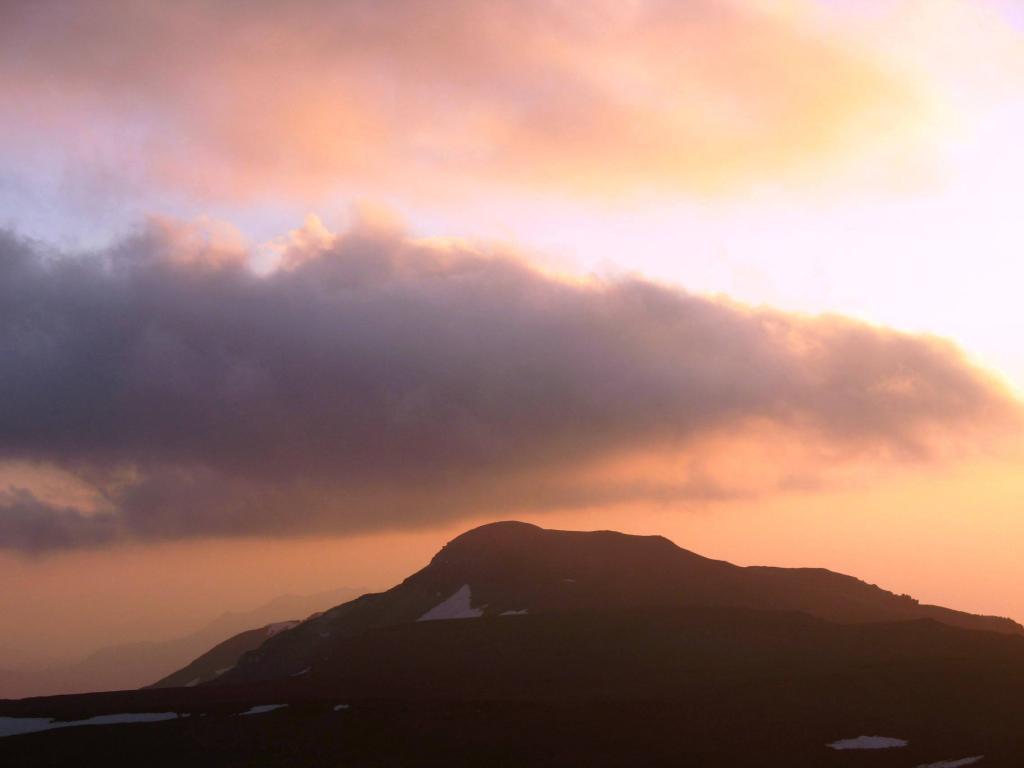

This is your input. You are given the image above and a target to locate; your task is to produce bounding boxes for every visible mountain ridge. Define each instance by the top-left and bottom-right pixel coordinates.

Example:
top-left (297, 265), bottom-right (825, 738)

top-left (208, 520), bottom-right (1021, 686)
top-left (5, 521), bottom-right (1024, 767)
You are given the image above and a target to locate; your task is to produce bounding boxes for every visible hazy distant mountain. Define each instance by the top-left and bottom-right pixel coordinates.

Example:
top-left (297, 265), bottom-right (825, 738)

top-left (0, 587), bottom-right (361, 699)
top-left (149, 621), bottom-right (300, 689)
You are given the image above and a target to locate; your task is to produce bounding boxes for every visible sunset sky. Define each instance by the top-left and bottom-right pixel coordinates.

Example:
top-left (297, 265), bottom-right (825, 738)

top-left (2, 0), bottom-right (1024, 662)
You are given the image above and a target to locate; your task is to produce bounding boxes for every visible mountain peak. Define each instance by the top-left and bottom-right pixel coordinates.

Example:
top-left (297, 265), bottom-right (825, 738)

top-left (439, 520), bottom-right (681, 558)
top-left (444, 520), bottom-right (544, 546)
top-left (207, 520), bottom-right (1022, 687)
top-left (427, 522), bottom-right (692, 584)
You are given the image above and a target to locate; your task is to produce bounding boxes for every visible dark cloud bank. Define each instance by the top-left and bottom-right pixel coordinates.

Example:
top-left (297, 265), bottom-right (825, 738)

top-left (0, 219), bottom-right (1015, 552)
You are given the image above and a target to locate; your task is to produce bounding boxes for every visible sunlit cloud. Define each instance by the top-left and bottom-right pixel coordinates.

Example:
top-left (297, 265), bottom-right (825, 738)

top-left (0, 0), bottom-right (931, 206)
top-left (0, 215), bottom-right (1015, 552)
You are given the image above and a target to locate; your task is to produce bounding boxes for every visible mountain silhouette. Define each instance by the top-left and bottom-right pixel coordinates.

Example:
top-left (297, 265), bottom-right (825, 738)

top-left (149, 621), bottom-right (300, 689)
top-left (213, 521), bottom-right (1021, 684)
top-left (3, 522), bottom-right (1024, 767)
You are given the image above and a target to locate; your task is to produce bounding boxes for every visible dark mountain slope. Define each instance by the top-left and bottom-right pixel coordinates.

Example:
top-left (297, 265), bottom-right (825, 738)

top-left (273, 605), bottom-right (1024, 701)
top-left (214, 521), bottom-right (1021, 684)
top-left (150, 622), bottom-right (299, 689)
top-left (4, 605), bottom-right (1024, 766)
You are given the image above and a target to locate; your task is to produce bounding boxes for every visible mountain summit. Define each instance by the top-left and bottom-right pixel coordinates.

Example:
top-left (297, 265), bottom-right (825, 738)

top-left (209, 521), bottom-right (1021, 685)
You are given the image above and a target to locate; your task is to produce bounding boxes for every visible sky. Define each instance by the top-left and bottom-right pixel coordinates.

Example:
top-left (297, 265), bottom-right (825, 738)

top-left (2, 0), bottom-right (1024, 663)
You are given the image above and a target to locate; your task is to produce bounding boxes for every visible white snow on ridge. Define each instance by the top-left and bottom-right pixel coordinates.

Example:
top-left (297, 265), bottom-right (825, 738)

top-left (67, 712), bottom-right (179, 728)
top-left (266, 621), bottom-right (300, 637)
top-left (917, 758), bottom-right (984, 768)
top-left (0, 712), bottom-right (178, 738)
top-left (238, 704), bottom-right (288, 716)
top-left (828, 736), bottom-right (908, 750)
top-left (500, 609), bottom-right (528, 615)
top-left (418, 585), bottom-right (485, 621)
top-left (0, 718), bottom-right (58, 738)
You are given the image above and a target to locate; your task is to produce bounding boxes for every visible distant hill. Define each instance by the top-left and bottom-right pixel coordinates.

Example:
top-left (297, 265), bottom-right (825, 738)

top-left (0, 587), bottom-right (361, 698)
top-left (149, 621), bottom-right (300, 689)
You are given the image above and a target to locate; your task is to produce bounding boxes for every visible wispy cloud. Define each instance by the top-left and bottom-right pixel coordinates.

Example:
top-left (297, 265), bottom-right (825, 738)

top-left (0, 0), bottom-right (925, 205)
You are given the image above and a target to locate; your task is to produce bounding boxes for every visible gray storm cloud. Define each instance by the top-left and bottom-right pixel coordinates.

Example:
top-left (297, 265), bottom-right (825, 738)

top-left (0, 220), bottom-right (1015, 551)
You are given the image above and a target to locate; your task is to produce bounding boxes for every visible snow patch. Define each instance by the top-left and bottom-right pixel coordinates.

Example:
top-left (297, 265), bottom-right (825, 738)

top-left (917, 758), bottom-right (984, 768)
top-left (333, 704), bottom-right (350, 711)
top-left (828, 736), bottom-right (908, 750)
top-left (266, 621), bottom-right (299, 637)
top-left (291, 667), bottom-right (311, 676)
top-left (185, 678), bottom-right (201, 687)
top-left (0, 712), bottom-right (178, 738)
top-left (0, 718), bottom-right (58, 738)
top-left (67, 712), bottom-right (179, 727)
top-left (418, 585), bottom-right (484, 621)
top-left (500, 609), bottom-right (529, 615)
top-left (238, 704), bottom-right (287, 716)
top-left (213, 666), bottom-right (234, 677)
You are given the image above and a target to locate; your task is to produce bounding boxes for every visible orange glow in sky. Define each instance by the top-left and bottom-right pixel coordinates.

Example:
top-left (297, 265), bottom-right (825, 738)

top-left (1, 0), bottom-right (1023, 665)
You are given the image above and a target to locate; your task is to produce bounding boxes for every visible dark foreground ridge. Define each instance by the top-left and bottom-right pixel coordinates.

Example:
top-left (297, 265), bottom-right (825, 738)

top-left (3, 521), bottom-right (1023, 766)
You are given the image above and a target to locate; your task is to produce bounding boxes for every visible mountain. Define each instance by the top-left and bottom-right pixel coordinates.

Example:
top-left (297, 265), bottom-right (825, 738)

top-left (149, 622), bottom-right (299, 689)
top-left (214, 521), bottom-right (1021, 684)
top-left (5, 604), bottom-right (1024, 766)
top-left (4, 521), bottom-right (1024, 767)
top-left (0, 587), bottom-right (360, 699)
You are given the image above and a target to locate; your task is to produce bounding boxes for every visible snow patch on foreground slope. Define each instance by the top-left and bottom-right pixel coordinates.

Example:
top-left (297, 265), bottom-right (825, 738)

top-left (828, 736), bottom-right (908, 750)
top-left (0, 712), bottom-right (178, 738)
top-left (916, 758), bottom-right (984, 767)
top-left (418, 585), bottom-right (484, 621)
top-left (238, 704), bottom-right (288, 716)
